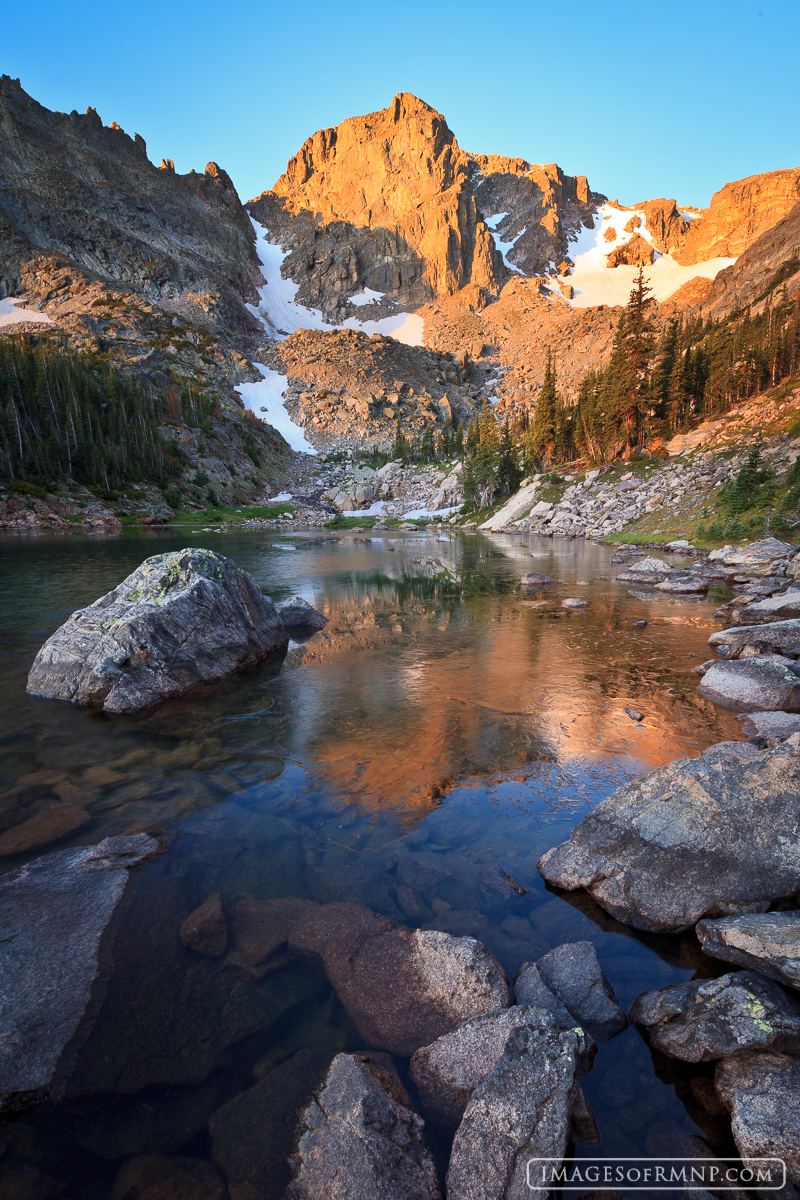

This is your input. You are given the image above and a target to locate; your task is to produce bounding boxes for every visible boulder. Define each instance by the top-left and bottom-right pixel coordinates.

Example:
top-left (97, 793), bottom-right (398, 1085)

top-left (562, 598), bottom-right (589, 609)
top-left (697, 658), bottom-right (800, 712)
top-left (537, 738), bottom-right (800, 933)
top-left (629, 971), bottom-right (800, 1061)
top-left (709, 538), bottom-right (797, 578)
top-left (0, 802), bottom-right (91, 858)
top-left (409, 1006), bottom-right (569, 1129)
top-left (179, 894), bottom-right (228, 958)
top-left (709, 619), bottom-right (800, 658)
top-left (697, 912), bottom-right (800, 990)
top-left (446, 1023), bottom-right (590, 1200)
top-left (288, 901), bottom-right (509, 1055)
top-left (228, 896), bottom-right (318, 966)
top-left (739, 711), bottom-right (800, 746)
top-left (111, 1155), bottom-right (226, 1200)
top-left (654, 577), bottom-right (709, 594)
top-left (730, 590), bottom-right (800, 624)
top-left (27, 549), bottom-right (289, 713)
top-left (210, 1049), bottom-right (333, 1200)
top-left (520, 572), bottom-right (555, 588)
top-left (0, 834), bottom-right (160, 1115)
top-left (715, 1051), bottom-right (800, 1184)
top-left (285, 1052), bottom-right (442, 1200)
top-left (516, 941), bottom-right (628, 1040)
top-left (276, 596), bottom-right (328, 633)
top-left (614, 556), bottom-right (672, 584)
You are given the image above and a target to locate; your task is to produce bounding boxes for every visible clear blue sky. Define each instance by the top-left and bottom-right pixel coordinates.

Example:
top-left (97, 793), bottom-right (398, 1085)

top-left (4, 0), bottom-right (798, 209)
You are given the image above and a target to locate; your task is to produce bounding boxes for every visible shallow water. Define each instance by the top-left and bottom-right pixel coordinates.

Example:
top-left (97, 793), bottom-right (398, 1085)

top-left (0, 529), bottom-right (744, 1196)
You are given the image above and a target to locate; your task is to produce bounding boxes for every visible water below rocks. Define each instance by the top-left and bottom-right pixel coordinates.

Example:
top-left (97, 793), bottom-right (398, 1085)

top-left (0, 529), bottom-right (746, 1198)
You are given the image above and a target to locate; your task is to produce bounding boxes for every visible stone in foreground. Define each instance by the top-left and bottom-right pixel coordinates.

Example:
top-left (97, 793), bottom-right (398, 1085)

top-left (0, 834), bottom-right (159, 1116)
top-left (276, 595), bottom-right (329, 632)
top-left (708, 618), bottom-right (800, 658)
top-left (289, 901), bottom-right (508, 1056)
top-left (446, 1023), bottom-right (589, 1200)
top-left (27, 548), bottom-right (289, 712)
top-left (629, 971), bottom-right (800, 1061)
top-left (731, 590), bottom-right (800, 625)
top-left (538, 738), bottom-right (800, 933)
top-left (286, 1052), bottom-right (442, 1200)
top-left (697, 658), bottom-right (800, 712)
top-left (710, 538), bottom-right (798, 578)
top-left (697, 912), bottom-right (800, 990)
top-left (517, 941), bottom-right (628, 1040)
top-left (409, 1006), bottom-right (564, 1129)
top-left (739, 710), bottom-right (800, 745)
top-left (614, 556), bottom-right (672, 584)
top-left (715, 1051), bottom-right (800, 1185)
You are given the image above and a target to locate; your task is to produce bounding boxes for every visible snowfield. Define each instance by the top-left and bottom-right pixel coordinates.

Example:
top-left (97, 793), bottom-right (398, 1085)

top-left (0, 298), bottom-right (52, 328)
top-left (235, 364), bottom-right (318, 455)
top-left (553, 202), bottom-right (736, 308)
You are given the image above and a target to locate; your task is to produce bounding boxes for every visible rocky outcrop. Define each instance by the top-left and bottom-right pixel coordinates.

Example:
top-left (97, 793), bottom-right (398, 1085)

top-left (538, 737), bottom-right (800, 933)
top-left (697, 657), bottom-right (800, 712)
top-left (285, 1052), bottom-right (442, 1200)
top-left (289, 901), bottom-right (509, 1056)
top-left (27, 548), bottom-right (289, 712)
top-left (515, 941), bottom-right (628, 1040)
top-left (715, 1051), bottom-right (800, 1185)
top-left (446, 1023), bottom-right (590, 1200)
top-left (672, 169), bottom-right (800, 265)
top-left (703, 198), bottom-right (800, 318)
top-left (276, 596), bottom-right (329, 632)
top-left (0, 834), bottom-right (160, 1116)
top-left (605, 233), bottom-right (655, 268)
top-left (697, 912), bottom-right (800, 990)
top-left (629, 971), bottom-right (800, 1061)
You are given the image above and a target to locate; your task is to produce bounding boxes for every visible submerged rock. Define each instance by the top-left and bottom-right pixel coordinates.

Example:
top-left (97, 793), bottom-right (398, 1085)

top-left (289, 901), bottom-right (509, 1056)
top-left (180, 893), bottom-right (228, 958)
top-left (0, 834), bottom-right (159, 1116)
top-left (629, 971), bottom-right (800, 1061)
top-left (27, 548), bottom-right (289, 713)
top-left (516, 941), bottom-right (628, 1040)
top-left (446, 1023), bottom-right (590, 1200)
top-left (286, 1052), bottom-right (442, 1200)
top-left (697, 657), bottom-right (800, 712)
top-left (715, 1051), bottom-right (800, 1185)
top-left (276, 595), bottom-right (329, 632)
top-left (697, 912), bottom-right (800, 990)
top-left (0, 802), bottom-right (91, 858)
top-left (538, 738), bottom-right (800, 933)
top-left (409, 1006), bottom-right (566, 1129)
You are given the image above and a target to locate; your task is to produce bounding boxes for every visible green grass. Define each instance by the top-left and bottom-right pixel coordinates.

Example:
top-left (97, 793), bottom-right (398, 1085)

top-left (169, 503), bottom-right (295, 526)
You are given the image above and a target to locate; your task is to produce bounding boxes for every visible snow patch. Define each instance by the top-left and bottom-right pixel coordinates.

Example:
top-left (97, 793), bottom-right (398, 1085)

top-left (340, 500), bottom-right (391, 517)
top-left (269, 492), bottom-right (293, 502)
top-left (349, 287), bottom-right (387, 307)
top-left (402, 505), bottom-right (461, 519)
top-left (483, 212), bottom-right (509, 231)
top-left (0, 298), bottom-right (52, 329)
top-left (235, 365), bottom-right (318, 455)
top-left (551, 202), bottom-right (736, 308)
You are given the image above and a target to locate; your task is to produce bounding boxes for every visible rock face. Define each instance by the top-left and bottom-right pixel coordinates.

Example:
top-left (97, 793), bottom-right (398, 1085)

top-left (669, 169), bottom-right (800, 265)
top-left (446, 1023), bottom-right (590, 1200)
top-left (605, 233), bottom-right (655, 268)
top-left (516, 942), bottom-right (628, 1040)
top-left (629, 971), bottom-right (800, 1061)
top-left (276, 596), bottom-right (329, 632)
top-left (285, 1052), bottom-right (442, 1200)
top-left (697, 658), bottom-right (800, 712)
top-left (715, 1051), bottom-right (800, 1184)
top-left (704, 197), bottom-right (800, 318)
top-left (27, 549), bottom-right (289, 713)
top-left (697, 912), bottom-right (800, 990)
top-left (409, 1006), bottom-right (563, 1129)
top-left (289, 901), bottom-right (509, 1056)
top-left (0, 834), bottom-right (159, 1116)
top-left (538, 738), bottom-right (800, 933)
top-left (209, 1048), bottom-right (333, 1200)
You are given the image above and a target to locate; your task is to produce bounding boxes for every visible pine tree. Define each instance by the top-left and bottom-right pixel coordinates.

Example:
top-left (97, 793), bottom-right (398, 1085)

top-left (527, 349), bottom-right (559, 463)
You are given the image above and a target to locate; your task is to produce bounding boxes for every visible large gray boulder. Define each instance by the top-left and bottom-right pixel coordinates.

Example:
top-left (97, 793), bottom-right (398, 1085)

top-left (285, 1052), bottom-right (442, 1200)
top-left (629, 971), bottom-right (800, 1061)
top-left (0, 834), bottom-right (159, 1116)
top-left (538, 738), bottom-right (800, 933)
top-left (515, 942), bottom-right (628, 1040)
top-left (709, 538), bottom-right (797, 578)
top-left (276, 596), bottom-right (329, 632)
top-left (697, 912), bottom-right (800, 990)
top-left (697, 657), bottom-right (800, 712)
top-left (716, 1051), bottom-right (800, 1185)
top-left (731, 590), bottom-right (800, 625)
top-left (446, 1023), bottom-right (590, 1200)
top-left (27, 548), bottom-right (289, 712)
top-left (739, 711), bottom-right (800, 746)
top-left (614, 556), bottom-right (672, 584)
top-left (289, 902), bottom-right (509, 1056)
top-left (709, 618), bottom-right (800, 658)
top-left (409, 1006), bottom-right (571, 1129)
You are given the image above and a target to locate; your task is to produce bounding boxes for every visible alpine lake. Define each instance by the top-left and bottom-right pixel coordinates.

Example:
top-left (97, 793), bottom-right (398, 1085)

top-left (0, 527), bottom-right (747, 1198)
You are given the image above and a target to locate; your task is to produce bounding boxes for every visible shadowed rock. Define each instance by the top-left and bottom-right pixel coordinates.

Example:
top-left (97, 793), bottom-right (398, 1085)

top-left (289, 901), bottom-right (509, 1056)
top-left (446, 1023), bottom-right (590, 1200)
top-left (27, 548), bottom-right (289, 713)
top-left (697, 912), bottom-right (800, 990)
top-left (111, 1154), bottom-right (226, 1200)
top-left (276, 596), bottom-right (329, 632)
top-left (0, 834), bottom-right (160, 1116)
top-left (285, 1052), bottom-right (442, 1200)
top-left (180, 894), bottom-right (228, 958)
top-left (538, 738), bottom-right (800, 933)
top-left (716, 1051), bottom-right (800, 1185)
top-left (630, 971), bottom-right (800, 1061)
top-left (516, 941), bottom-right (628, 1040)
top-left (0, 802), bottom-right (91, 858)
